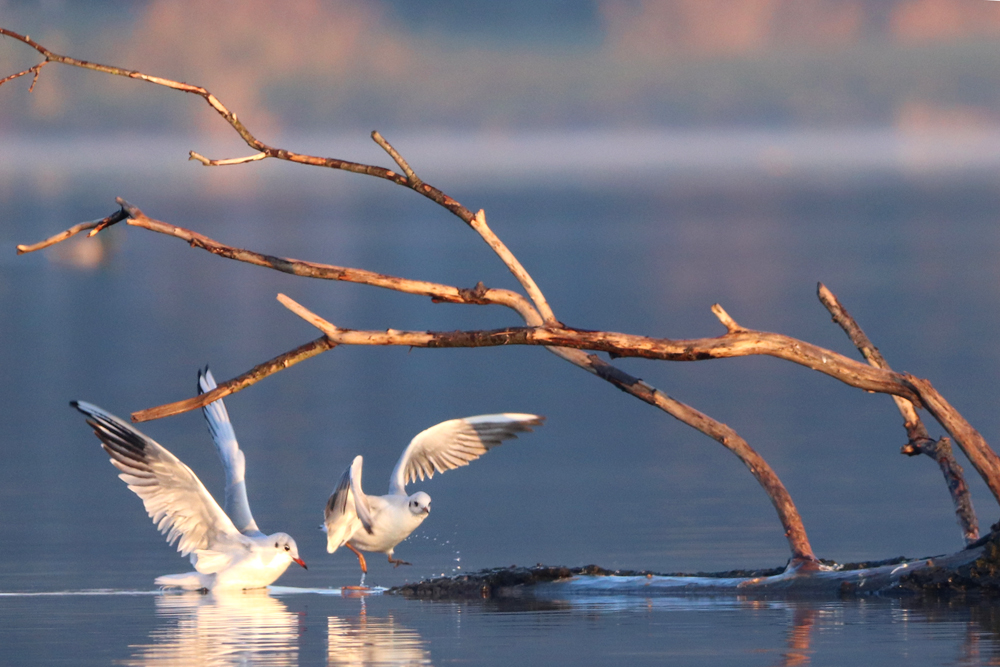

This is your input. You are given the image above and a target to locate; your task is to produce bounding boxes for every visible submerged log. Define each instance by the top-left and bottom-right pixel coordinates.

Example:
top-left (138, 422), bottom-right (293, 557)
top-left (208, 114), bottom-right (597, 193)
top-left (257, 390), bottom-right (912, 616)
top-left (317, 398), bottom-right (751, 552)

top-left (388, 533), bottom-right (1000, 600)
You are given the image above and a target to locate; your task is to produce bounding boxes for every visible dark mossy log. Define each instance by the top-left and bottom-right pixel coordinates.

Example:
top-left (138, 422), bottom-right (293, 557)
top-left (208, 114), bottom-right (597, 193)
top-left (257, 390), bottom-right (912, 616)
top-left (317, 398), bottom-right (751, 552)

top-left (388, 533), bottom-right (1000, 600)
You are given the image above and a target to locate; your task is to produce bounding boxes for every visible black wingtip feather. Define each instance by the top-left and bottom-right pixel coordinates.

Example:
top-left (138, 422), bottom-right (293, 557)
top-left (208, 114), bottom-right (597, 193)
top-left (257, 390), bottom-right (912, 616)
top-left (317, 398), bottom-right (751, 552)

top-left (326, 464), bottom-right (353, 517)
top-left (197, 365), bottom-right (210, 396)
top-left (74, 404), bottom-right (156, 471)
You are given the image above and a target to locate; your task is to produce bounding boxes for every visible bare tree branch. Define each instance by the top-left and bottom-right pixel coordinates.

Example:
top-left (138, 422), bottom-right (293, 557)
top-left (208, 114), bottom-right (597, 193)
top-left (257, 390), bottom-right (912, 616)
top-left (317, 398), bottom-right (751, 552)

top-left (275, 294), bottom-right (919, 400)
top-left (906, 375), bottom-right (1000, 509)
top-left (371, 131), bottom-right (423, 191)
top-left (469, 209), bottom-right (558, 325)
top-left (25, 202), bottom-right (916, 417)
top-left (276, 292), bottom-right (819, 562)
top-left (189, 151), bottom-right (267, 166)
top-left (0, 28), bottom-right (476, 224)
top-left (103, 199), bottom-right (543, 323)
top-left (273, 291), bottom-right (1000, 508)
top-left (0, 59), bottom-right (46, 90)
top-left (15, 208), bottom-right (128, 254)
top-left (711, 304), bottom-right (748, 333)
top-left (817, 282), bottom-right (978, 543)
top-left (132, 337), bottom-right (336, 422)
top-left (10, 31), bottom-right (997, 569)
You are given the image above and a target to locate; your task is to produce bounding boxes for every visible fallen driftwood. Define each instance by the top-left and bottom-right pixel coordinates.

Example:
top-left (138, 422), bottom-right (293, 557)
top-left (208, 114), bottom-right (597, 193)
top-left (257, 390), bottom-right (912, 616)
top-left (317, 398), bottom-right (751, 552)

top-left (389, 532), bottom-right (1000, 600)
top-left (5, 29), bottom-right (999, 586)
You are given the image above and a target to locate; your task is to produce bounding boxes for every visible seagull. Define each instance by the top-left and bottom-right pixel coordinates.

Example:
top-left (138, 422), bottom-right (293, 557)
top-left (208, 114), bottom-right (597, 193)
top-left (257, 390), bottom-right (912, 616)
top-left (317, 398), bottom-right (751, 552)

top-left (324, 413), bottom-right (544, 576)
top-left (71, 368), bottom-right (306, 591)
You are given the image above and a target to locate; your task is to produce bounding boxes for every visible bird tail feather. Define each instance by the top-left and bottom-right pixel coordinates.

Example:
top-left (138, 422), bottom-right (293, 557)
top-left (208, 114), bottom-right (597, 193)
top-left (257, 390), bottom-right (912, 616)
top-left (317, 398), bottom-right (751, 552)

top-left (155, 571), bottom-right (214, 590)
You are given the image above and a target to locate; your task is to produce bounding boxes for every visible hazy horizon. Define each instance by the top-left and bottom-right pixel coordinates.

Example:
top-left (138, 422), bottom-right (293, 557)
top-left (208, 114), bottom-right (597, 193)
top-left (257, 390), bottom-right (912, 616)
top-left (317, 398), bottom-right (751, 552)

top-left (4, 0), bottom-right (1000, 138)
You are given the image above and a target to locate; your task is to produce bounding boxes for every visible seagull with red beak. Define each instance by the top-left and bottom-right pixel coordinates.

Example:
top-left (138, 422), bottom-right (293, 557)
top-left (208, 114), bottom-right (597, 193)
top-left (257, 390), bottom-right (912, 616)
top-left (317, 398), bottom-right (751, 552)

top-left (70, 367), bottom-right (307, 591)
top-left (324, 413), bottom-right (544, 579)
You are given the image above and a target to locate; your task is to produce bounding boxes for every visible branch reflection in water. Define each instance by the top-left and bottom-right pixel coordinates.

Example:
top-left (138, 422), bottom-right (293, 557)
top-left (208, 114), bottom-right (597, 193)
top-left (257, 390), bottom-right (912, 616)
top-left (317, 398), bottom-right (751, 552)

top-left (122, 590), bottom-right (301, 667)
top-left (778, 605), bottom-right (816, 667)
top-left (327, 596), bottom-right (432, 666)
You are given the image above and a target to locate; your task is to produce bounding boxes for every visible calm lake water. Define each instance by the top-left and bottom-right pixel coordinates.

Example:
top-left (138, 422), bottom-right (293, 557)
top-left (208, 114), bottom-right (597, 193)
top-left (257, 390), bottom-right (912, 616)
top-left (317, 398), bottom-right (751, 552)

top-left (4, 130), bottom-right (1000, 664)
top-left (4, 590), bottom-right (1000, 666)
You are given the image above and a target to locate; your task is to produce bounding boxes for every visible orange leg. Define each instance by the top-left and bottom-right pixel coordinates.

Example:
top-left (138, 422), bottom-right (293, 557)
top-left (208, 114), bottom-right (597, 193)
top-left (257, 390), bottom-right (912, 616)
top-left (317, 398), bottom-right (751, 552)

top-left (388, 555), bottom-right (411, 568)
top-left (346, 543), bottom-right (368, 573)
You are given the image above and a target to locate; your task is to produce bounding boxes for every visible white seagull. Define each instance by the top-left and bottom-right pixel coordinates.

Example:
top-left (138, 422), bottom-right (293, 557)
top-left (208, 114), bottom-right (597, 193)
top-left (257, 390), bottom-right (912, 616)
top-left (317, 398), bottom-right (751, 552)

top-left (324, 413), bottom-right (544, 575)
top-left (71, 369), bottom-right (307, 591)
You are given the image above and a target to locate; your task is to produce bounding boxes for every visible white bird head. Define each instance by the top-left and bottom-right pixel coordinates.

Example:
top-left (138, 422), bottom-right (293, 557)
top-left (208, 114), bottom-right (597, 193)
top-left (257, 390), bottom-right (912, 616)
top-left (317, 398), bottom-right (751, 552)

top-left (407, 492), bottom-right (431, 517)
top-left (270, 532), bottom-right (307, 569)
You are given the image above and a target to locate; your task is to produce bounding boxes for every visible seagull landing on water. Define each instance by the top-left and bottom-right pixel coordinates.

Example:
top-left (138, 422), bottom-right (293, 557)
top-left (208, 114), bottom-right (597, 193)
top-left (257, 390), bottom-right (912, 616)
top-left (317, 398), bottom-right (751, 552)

top-left (71, 368), bottom-right (306, 591)
top-left (323, 413), bottom-right (544, 579)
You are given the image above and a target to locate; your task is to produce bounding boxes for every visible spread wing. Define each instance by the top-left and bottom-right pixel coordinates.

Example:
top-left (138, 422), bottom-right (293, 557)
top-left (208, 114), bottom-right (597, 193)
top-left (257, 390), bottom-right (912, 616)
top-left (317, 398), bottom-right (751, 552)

top-left (388, 413), bottom-right (544, 496)
top-left (198, 367), bottom-right (262, 537)
top-left (324, 455), bottom-right (374, 552)
top-left (72, 400), bottom-right (241, 557)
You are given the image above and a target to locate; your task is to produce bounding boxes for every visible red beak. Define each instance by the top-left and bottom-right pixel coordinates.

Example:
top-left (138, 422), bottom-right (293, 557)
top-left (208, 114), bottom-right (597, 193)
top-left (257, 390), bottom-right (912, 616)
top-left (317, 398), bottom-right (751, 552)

top-left (293, 557), bottom-right (307, 570)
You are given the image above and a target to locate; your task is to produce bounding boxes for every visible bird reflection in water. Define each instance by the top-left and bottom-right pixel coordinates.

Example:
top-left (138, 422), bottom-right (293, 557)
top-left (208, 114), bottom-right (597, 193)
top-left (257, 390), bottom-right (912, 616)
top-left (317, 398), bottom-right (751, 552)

top-left (328, 596), bottom-right (432, 666)
top-left (123, 589), bottom-right (301, 666)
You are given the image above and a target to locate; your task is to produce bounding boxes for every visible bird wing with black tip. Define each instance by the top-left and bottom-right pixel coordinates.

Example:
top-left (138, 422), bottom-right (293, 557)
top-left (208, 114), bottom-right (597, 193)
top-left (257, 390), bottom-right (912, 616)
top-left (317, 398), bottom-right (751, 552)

top-left (388, 413), bottom-right (545, 495)
top-left (71, 400), bottom-right (242, 558)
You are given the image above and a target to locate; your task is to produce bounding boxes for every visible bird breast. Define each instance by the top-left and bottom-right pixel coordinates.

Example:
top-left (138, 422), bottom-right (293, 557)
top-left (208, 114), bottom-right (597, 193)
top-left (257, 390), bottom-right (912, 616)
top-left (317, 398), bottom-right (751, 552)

top-left (212, 549), bottom-right (293, 589)
top-left (349, 495), bottom-right (429, 552)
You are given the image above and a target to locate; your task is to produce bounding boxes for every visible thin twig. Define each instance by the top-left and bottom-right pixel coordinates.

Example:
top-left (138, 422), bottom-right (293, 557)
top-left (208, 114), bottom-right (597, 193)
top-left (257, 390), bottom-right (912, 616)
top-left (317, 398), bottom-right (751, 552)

top-left (16, 208), bottom-right (128, 254)
top-left (189, 151), bottom-right (267, 166)
top-left (0, 29), bottom-right (476, 224)
top-left (113, 198), bottom-right (543, 322)
top-left (131, 337), bottom-right (336, 422)
top-left (817, 282), bottom-right (978, 543)
top-left (371, 131), bottom-right (423, 190)
top-left (0, 60), bottom-right (46, 89)
top-left (469, 209), bottom-right (558, 325)
top-left (22, 200), bottom-right (925, 416)
top-left (711, 303), bottom-right (747, 333)
top-left (906, 375), bottom-right (1000, 509)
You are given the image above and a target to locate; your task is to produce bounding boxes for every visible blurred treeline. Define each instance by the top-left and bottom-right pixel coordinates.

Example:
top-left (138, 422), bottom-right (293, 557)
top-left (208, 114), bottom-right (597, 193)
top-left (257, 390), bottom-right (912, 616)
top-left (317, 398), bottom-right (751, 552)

top-left (1, 0), bottom-right (999, 132)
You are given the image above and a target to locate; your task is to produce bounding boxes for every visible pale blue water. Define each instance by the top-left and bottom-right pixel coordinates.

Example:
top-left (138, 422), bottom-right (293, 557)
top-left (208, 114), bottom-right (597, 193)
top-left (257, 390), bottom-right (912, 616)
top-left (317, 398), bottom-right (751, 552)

top-left (4, 132), bottom-right (1000, 664)
top-left (2, 589), bottom-right (1000, 665)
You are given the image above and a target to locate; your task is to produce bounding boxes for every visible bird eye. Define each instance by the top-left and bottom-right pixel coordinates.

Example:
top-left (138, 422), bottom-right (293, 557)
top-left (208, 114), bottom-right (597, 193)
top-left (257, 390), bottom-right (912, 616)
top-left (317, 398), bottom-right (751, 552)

top-left (284, 544), bottom-right (290, 551)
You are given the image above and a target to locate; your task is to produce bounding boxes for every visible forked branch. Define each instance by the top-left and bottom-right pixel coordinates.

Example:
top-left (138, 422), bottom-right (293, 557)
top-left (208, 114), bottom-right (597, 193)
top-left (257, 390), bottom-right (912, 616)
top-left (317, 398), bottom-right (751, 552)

top-left (8, 30), bottom-right (997, 567)
top-left (15, 208), bottom-right (128, 254)
top-left (277, 293), bottom-right (818, 562)
top-left (133, 337), bottom-right (337, 422)
top-left (0, 28), bottom-right (473, 223)
top-left (18, 200), bottom-right (823, 561)
top-left (272, 291), bottom-right (1000, 509)
top-left (818, 283), bottom-right (978, 543)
